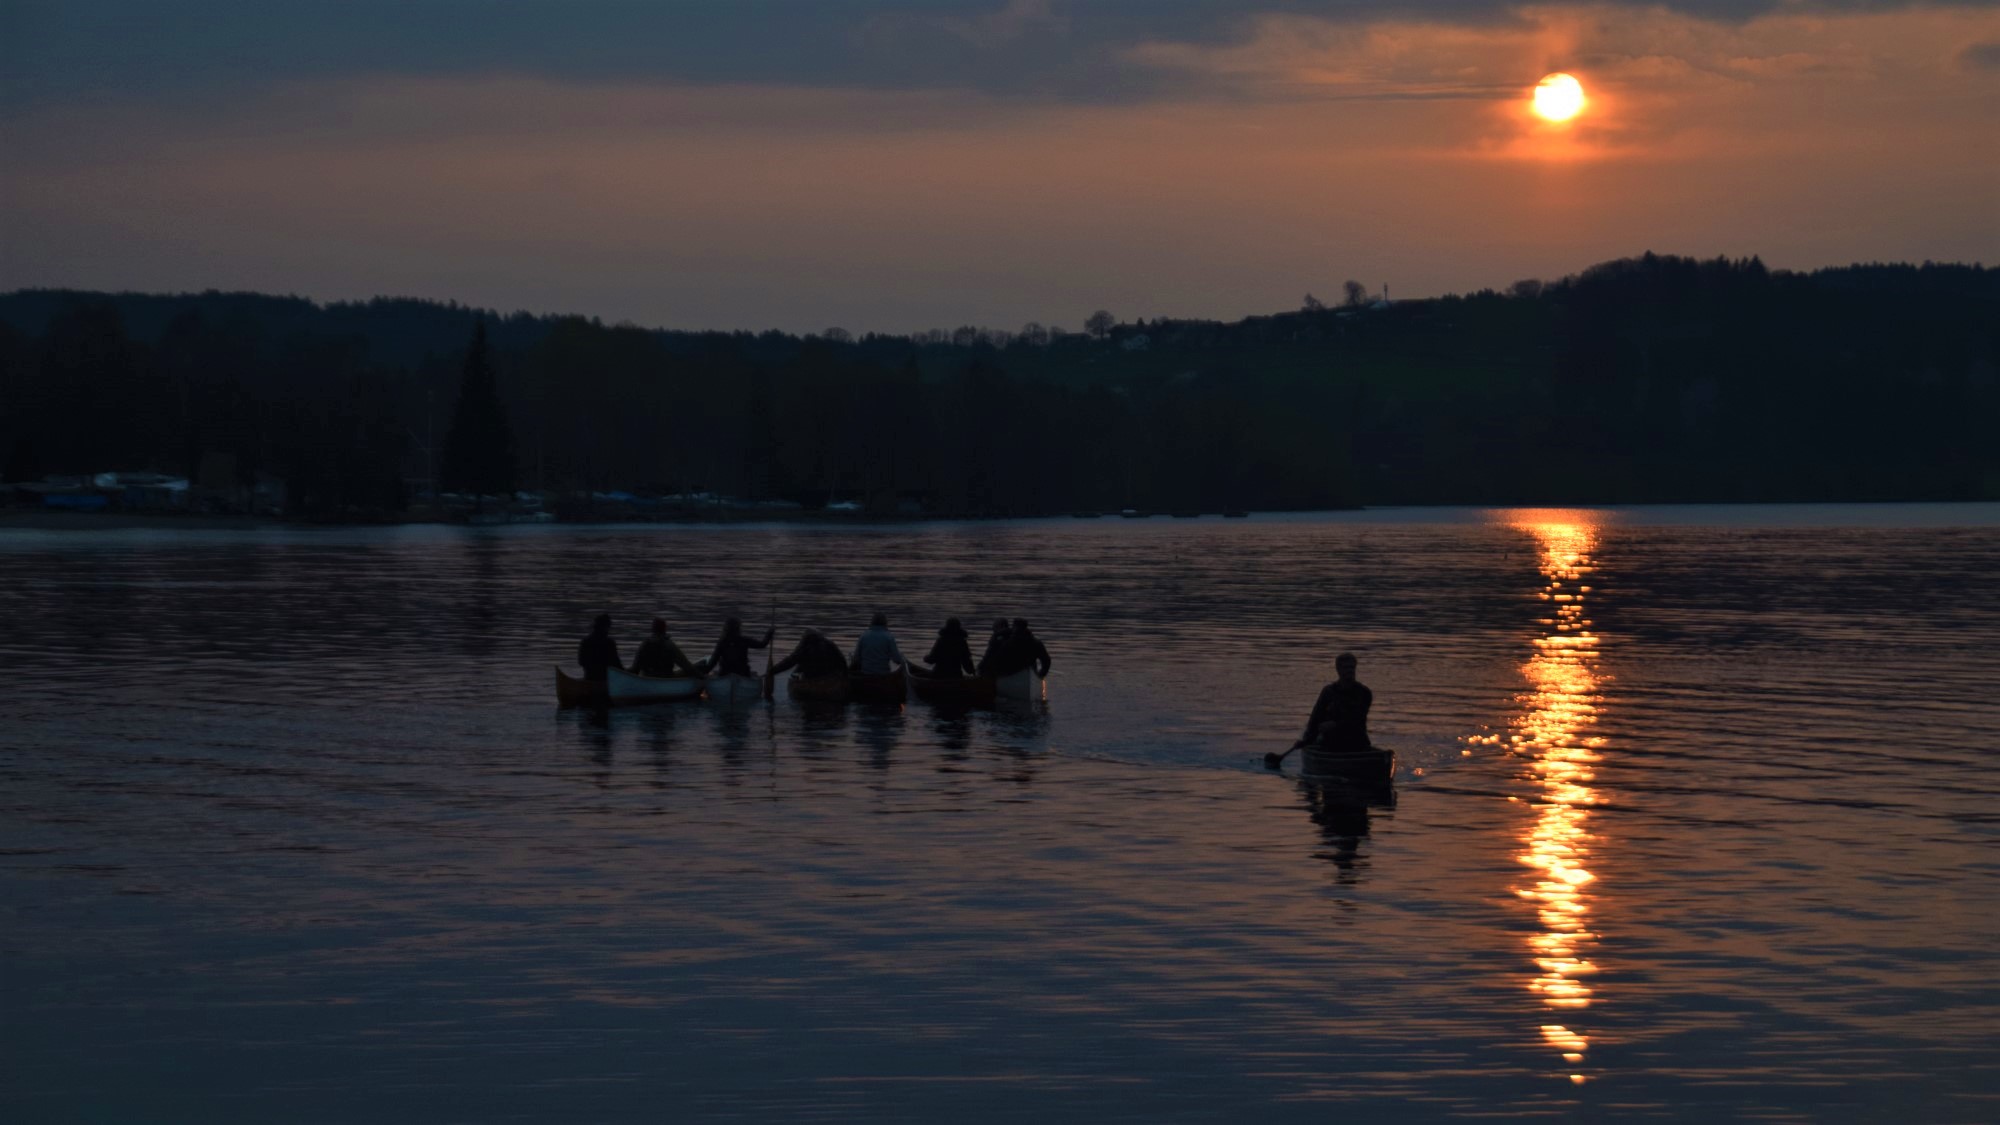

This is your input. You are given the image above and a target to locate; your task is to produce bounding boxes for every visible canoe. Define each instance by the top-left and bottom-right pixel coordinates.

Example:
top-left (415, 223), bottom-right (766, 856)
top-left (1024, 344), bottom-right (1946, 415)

top-left (850, 668), bottom-right (908, 705)
top-left (787, 672), bottom-right (850, 703)
top-left (909, 672), bottom-right (997, 706)
top-left (555, 665), bottom-right (606, 708)
top-left (706, 672), bottom-right (767, 705)
top-left (1300, 745), bottom-right (1395, 786)
top-left (995, 668), bottom-right (1044, 701)
top-left (788, 669), bottom-right (909, 704)
top-left (606, 666), bottom-right (704, 705)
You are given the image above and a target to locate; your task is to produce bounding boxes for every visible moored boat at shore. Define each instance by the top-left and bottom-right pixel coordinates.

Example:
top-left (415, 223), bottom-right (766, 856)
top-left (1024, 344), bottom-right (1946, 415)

top-left (606, 666), bottom-right (704, 705)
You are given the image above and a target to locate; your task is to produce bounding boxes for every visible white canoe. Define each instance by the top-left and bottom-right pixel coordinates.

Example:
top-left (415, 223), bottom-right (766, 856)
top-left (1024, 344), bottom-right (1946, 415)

top-left (606, 666), bottom-right (704, 705)
top-left (995, 668), bottom-right (1045, 701)
top-left (706, 673), bottom-right (768, 705)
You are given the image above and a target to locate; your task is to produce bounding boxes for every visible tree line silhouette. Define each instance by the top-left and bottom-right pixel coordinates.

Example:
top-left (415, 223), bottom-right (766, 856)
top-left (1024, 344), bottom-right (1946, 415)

top-left (1, 253), bottom-right (1993, 517)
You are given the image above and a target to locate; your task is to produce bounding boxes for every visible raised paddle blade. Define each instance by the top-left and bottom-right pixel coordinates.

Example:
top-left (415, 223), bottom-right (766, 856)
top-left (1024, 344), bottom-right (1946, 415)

top-left (764, 598), bottom-right (777, 698)
top-left (1264, 753), bottom-right (1283, 768)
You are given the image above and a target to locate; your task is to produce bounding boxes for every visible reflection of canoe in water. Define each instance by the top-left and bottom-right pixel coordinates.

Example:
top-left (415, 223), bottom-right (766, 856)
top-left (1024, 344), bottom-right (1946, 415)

top-left (707, 673), bottom-right (767, 705)
top-left (606, 666), bottom-right (704, 705)
top-left (788, 669), bottom-right (909, 704)
top-left (995, 668), bottom-right (1045, 701)
top-left (555, 665), bottom-right (605, 708)
top-left (1301, 745), bottom-right (1395, 786)
top-left (909, 672), bottom-right (997, 706)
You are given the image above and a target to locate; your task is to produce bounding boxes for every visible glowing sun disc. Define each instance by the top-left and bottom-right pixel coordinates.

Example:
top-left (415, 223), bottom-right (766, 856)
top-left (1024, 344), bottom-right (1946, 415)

top-left (1533, 73), bottom-right (1586, 122)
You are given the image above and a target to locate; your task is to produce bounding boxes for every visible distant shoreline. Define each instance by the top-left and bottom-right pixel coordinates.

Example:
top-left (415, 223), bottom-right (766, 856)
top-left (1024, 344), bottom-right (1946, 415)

top-left (0, 508), bottom-right (1277, 532)
top-left (9, 501), bottom-right (2000, 535)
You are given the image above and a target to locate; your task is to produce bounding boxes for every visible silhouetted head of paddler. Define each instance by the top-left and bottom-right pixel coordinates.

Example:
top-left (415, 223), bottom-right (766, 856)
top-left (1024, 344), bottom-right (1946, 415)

top-left (991, 618), bottom-right (1009, 636)
top-left (939, 617), bottom-right (966, 637)
top-left (590, 614), bottom-right (612, 636)
top-left (1336, 652), bottom-right (1358, 682)
top-left (871, 612), bottom-right (889, 629)
top-left (722, 617), bottom-right (742, 638)
top-left (651, 618), bottom-right (668, 636)
top-left (1012, 617), bottom-right (1032, 636)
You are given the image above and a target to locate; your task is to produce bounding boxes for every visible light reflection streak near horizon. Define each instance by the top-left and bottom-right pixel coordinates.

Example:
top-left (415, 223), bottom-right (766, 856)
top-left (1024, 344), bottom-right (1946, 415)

top-left (1513, 520), bottom-right (1605, 1084)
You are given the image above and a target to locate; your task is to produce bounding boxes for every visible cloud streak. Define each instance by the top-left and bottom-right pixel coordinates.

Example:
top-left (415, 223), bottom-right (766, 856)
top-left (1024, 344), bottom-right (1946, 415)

top-left (2, 2), bottom-right (1995, 330)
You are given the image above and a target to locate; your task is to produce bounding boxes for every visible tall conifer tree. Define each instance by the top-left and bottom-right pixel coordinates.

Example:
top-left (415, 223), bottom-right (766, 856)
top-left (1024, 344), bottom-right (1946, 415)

top-left (440, 320), bottom-right (516, 500)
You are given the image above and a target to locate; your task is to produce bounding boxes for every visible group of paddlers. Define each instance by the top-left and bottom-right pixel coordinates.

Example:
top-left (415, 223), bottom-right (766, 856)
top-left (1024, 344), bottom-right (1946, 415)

top-left (578, 612), bottom-right (1371, 763)
top-left (575, 613), bottom-right (1052, 684)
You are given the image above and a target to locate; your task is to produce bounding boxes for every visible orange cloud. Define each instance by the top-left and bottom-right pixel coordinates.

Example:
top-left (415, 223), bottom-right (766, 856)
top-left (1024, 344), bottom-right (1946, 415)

top-left (2, 6), bottom-right (1995, 332)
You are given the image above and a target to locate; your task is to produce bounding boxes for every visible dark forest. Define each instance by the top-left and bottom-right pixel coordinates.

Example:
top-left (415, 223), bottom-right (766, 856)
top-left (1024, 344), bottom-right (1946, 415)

top-left (3, 253), bottom-right (1994, 517)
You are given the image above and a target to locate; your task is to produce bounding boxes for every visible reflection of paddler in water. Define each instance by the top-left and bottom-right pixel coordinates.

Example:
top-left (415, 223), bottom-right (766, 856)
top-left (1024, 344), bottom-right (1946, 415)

top-left (854, 706), bottom-right (906, 771)
top-left (1296, 777), bottom-right (1393, 881)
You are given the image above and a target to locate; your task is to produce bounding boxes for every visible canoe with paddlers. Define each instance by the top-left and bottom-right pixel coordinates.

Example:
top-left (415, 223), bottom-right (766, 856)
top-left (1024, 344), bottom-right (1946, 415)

top-left (555, 665), bottom-right (606, 708)
top-left (707, 672), bottom-right (767, 705)
top-left (909, 670), bottom-right (998, 706)
top-left (606, 666), bottom-right (703, 705)
top-left (1300, 744), bottom-right (1396, 786)
top-left (788, 668), bottom-right (910, 704)
top-left (995, 667), bottom-right (1045, 701)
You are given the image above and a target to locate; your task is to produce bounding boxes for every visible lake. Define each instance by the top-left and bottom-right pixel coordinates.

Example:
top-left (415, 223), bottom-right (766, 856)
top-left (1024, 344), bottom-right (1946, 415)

top-left (4, 506), bottom-right (1997, 1122)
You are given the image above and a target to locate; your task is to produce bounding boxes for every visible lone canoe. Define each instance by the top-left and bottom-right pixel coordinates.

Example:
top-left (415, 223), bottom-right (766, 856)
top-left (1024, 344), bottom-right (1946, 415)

top-left (909, 672), bottom-right (997, 706)
top-left (606, 666), bottom-right (704, 705)
top-left (707, 672), bottom-right (768, 705)
top-left (555, 665), bottom-right (606, 709)
top-left (995, 668), bottom-right (1045, 701)
top-left (1300, 745), bottom-right (1396, 786)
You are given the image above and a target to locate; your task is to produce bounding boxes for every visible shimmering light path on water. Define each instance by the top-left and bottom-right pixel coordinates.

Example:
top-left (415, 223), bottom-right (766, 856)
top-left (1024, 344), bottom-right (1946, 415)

top-left (3, 507), bottom-right (1997, 1121)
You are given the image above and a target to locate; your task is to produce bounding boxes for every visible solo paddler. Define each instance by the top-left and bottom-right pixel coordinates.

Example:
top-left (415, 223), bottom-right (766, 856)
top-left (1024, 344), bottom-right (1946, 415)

top-left (1267, 651), bottom-right (1372, 767)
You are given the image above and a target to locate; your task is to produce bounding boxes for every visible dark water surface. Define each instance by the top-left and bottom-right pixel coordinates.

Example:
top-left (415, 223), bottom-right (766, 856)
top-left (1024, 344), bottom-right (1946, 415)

top-left (4, 506), bottom-right (1998, 1122)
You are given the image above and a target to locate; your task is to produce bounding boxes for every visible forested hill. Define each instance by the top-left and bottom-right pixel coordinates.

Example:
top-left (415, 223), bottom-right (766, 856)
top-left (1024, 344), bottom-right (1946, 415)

top-left (2, 253), bottom-right (1995, 516)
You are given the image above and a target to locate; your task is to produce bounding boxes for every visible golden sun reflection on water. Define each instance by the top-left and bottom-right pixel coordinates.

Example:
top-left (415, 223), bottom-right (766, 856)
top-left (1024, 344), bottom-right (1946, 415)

top-left (1513, 520), bottom-right (1605, 1083)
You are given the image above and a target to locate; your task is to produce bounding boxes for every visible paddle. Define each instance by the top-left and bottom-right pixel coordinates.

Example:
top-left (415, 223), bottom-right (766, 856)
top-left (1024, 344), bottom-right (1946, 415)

top-left (762, 598), bottom-right (777, 700)
top-left (1264, 740), bottom-right (1305, 769)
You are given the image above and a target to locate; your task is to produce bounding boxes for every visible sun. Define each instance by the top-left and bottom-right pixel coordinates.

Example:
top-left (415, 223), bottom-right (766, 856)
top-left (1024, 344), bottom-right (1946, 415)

top-left (1532, 73), bottom-right (1586, 123)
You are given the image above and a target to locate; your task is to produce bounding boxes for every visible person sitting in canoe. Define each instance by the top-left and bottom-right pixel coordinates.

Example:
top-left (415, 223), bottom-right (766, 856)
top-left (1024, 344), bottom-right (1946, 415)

top-left (577, 614), bottom-right (625, 683)
top-left (989, 618), bottom-right (1052, 678)
top-left (849, 613), bottom-right (909, 676)
top-left (772, 629), bottom-right (848, 679)
top-left (915, 617), bottom-right (977, 679)
top-left (705, 617), bottom-right (773, 677)
top-left (976, 618), bottom-right (1011, 675)
top-left (632, 618), bottom-right (700, 678)
top-left (1296, 652), bottom-right (1372, 752)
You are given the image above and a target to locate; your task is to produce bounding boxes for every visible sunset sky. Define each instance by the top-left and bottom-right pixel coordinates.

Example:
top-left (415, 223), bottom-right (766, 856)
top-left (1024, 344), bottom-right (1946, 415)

top-left (4, 0), bottom-right (1996, 333)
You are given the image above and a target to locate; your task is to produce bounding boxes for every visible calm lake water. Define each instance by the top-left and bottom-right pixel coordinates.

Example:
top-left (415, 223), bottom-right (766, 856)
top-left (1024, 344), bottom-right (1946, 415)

top-left (4, 506), bottom-right (1998, 1122)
